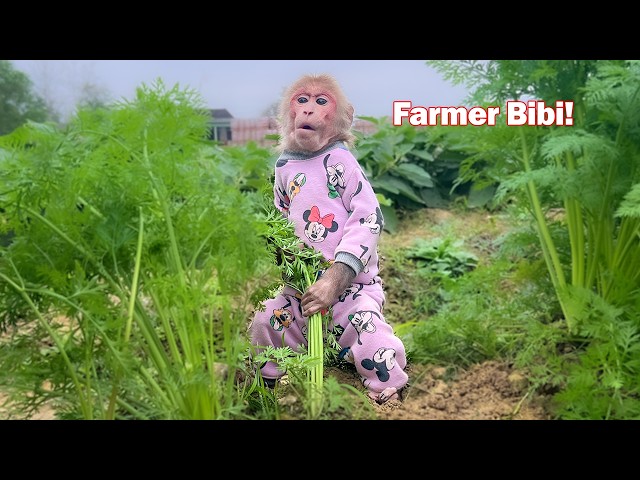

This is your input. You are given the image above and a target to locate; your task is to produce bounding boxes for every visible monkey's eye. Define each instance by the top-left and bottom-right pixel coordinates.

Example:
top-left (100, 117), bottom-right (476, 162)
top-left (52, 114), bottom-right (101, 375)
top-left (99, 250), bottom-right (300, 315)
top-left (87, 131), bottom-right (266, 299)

top-left (316, 97), bottom-right (328, 105)
top-left (297, 96), bottom-right (309, 104)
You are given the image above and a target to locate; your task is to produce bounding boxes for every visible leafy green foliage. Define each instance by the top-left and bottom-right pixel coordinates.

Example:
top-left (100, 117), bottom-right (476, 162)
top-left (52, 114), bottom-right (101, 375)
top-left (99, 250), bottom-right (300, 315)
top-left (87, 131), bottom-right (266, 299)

top-left (404, 254), bottom-right (559, 367)
top-left (0, 79), bottom-right (274, 419)
top-left (550, 287), bottom-right (640, 419)
top-left (248, 344), bottom-right (375, 419)
top-left (258, 188), bottom-right (329, 293)
top-left (256, 189), bottom-right (340, 417)
top-left (552, 319), bottom-right (640, 419)
top-left (212, 141), bottom-right (277, 193)
top-left (427, 59), bottom-right (640, 419)
top-left (405, 237), bottom-right (478, 279)
top-left (353, 116), bottom-right (472, 232)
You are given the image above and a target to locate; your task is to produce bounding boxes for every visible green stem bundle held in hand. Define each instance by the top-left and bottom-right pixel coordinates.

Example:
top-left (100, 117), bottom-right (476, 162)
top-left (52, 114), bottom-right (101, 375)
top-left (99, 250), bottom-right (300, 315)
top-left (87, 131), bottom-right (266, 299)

top-left (262, 201), bottom-right (331, 417)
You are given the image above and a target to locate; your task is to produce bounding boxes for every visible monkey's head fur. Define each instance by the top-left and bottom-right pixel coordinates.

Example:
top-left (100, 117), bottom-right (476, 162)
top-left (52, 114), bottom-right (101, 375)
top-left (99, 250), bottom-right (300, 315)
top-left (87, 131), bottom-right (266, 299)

top-left (275, 73), bottom-right (356, 154)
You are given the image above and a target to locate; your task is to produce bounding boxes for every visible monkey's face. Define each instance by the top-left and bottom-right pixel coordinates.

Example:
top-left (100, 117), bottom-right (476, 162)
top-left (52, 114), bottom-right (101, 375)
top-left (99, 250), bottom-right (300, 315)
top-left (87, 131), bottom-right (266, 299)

top-left (288, 87), bottom-right (338, 153)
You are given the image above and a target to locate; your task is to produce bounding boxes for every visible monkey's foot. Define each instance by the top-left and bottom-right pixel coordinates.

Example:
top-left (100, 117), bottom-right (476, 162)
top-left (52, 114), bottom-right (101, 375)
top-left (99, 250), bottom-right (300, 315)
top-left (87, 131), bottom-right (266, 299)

top-left (368, 387), bottom-right (401, 404)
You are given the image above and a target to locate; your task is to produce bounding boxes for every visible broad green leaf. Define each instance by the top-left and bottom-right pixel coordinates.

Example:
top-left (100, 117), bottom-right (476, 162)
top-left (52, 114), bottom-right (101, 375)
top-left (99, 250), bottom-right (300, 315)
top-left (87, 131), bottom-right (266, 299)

top-left (378, 174), bottom-right (426, 205)
top-left (395, 163), bottom-right (434, 188)
top-left (411, 150), bottom-right (435, 162)
top-left (372, 177), bottom-right (399, 195)
top-left (395, 143), bottom-right (414, 158)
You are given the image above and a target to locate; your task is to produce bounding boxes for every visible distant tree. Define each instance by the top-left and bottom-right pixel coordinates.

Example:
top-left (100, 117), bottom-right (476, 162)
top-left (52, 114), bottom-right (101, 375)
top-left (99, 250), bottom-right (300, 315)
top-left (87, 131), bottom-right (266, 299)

top-left (0, 60), bottom-right (52, 135)
top-left (77, 81), bottom-right (112, 110)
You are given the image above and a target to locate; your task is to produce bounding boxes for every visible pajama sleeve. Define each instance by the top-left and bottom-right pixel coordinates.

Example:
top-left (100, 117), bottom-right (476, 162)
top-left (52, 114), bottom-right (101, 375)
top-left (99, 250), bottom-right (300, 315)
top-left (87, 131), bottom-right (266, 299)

top-left (334, 158), bottom-right (383, 273)
top-left (273, 175), bottom-right (290, 218)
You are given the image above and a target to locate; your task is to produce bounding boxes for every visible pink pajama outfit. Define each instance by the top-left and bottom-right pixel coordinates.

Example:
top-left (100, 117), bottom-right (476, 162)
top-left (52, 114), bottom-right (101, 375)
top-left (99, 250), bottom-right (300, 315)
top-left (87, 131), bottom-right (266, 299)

top-left (249, 142), bottom-right (408, 395)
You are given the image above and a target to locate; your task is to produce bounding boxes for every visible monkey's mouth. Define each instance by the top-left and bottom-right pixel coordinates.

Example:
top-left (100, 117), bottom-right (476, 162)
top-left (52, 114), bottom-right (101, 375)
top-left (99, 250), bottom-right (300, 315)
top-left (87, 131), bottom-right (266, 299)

top-left (299, 124), bottom-right (315, 130)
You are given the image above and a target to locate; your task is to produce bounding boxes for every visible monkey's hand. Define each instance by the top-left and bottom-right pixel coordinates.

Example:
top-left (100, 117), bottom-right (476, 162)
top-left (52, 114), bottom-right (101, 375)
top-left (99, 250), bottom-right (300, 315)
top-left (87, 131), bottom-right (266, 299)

top-left (301, 262), bottom-right (355, 317)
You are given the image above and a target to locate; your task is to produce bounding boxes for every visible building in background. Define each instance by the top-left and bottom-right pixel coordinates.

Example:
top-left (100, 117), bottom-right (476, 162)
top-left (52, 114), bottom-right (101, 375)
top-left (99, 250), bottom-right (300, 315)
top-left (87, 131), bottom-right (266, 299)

top-left (208, 109), bottom-right (233, 144)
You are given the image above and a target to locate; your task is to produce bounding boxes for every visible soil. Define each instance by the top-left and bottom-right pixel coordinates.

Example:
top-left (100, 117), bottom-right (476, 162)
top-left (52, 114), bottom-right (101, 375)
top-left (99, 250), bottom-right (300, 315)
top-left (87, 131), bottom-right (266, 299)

top-left (368, 207), bottom-right (552, 420)
top-left (0, 208), bottom-right (554, 420)
top-left (0, 392), bottom-right (56, 420)
top-left (327, 361), bottom-right (551, 420)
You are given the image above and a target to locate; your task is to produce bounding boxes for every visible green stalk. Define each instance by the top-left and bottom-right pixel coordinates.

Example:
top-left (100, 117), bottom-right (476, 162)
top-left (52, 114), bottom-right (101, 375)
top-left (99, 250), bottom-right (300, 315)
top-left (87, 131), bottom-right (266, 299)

top-left (115, 397), bottom-right (151, 420)
top-left (148, 288), bottom-right (183, 364)
top-left (519, 129), bottom-right (573, 329)
top-left (139, 364), bottom-right (183, 414)
top-left (303, 268), bottom-right (323, 419)
top-left (130, 128), bottom-right (219, 419)
top-left (590, 82), bottom-right (640, 301)
top-left (106, 207), bottom-right (145, 419)
top-left (16, 283), bottom-right (135, 418)
top-left (612, 218), bottom-right (640, 272)
top-left (125, 208), bottom-right (144, 342)
top-left (142, 128), bottom-right (186, 285)
top-left (563, 150), bottom-right (586, 288)
top-left (263, 199), bottom-right (327, 418)
top-left (607, 217), bottom-right (640, 301)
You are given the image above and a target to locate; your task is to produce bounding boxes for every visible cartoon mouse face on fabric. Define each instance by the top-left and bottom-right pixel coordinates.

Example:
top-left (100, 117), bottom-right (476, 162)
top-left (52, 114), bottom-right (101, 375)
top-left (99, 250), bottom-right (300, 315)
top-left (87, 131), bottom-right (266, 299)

top-left (288, 87), bottom-right (338, 153)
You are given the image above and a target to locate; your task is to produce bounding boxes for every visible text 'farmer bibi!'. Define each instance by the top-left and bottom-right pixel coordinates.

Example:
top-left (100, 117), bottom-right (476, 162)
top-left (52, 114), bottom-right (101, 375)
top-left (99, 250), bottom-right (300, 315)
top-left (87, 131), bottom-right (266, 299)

top-left (393, 100), bottom-right (574, 127)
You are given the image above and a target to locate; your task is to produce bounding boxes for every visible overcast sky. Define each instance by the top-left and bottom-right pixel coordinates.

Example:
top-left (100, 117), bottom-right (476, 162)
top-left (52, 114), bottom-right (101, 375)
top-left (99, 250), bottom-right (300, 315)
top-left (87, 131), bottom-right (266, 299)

top-left (10, 60), bottom-right (470, 121)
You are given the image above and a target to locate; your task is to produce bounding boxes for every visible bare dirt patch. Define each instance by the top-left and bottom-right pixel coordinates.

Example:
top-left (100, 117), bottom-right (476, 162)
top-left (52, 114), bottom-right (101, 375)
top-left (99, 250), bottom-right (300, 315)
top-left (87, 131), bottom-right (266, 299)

top-left (326, 360), bottom-right (551, 420)
top-left (0, 391), bottom-right (56, 420)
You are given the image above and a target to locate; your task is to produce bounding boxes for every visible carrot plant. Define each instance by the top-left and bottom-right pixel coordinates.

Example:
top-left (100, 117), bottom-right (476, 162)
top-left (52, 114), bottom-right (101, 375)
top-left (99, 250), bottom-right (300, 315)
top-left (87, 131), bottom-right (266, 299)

top-left (258, 190), bottom-right (332, 418)
top-left (429, 60), bottom-right (640, 418)
top-left (0, 80), bottom-right (275, 419)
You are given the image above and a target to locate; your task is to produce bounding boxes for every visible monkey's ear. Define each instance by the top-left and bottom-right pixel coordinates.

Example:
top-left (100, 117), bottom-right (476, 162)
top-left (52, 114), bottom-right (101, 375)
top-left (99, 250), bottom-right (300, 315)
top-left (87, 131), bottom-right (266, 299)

top-left (346, 104), bottom-right (354, 124)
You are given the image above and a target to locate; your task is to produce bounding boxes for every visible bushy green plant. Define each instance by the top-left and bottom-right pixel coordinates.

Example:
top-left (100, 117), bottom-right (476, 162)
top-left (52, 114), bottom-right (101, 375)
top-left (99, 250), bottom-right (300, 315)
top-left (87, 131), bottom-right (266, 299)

top-left (428, 60), bottom-right (640, 419)
top-left (353, 116), bottom-right (473, 232)
top-left (0, 80), bottom-right (274, 419)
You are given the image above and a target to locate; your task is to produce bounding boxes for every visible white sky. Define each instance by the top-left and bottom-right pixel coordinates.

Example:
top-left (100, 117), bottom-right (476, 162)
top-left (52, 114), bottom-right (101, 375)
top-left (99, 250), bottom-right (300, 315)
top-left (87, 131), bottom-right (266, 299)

top-left (10, 60), bottom-right (470, 121)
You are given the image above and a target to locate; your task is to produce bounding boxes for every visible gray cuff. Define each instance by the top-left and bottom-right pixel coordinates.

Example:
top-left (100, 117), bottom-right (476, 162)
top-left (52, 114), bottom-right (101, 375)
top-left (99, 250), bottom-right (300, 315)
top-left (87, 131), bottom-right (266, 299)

top-left (334, 252), bottom-right (363, 277)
